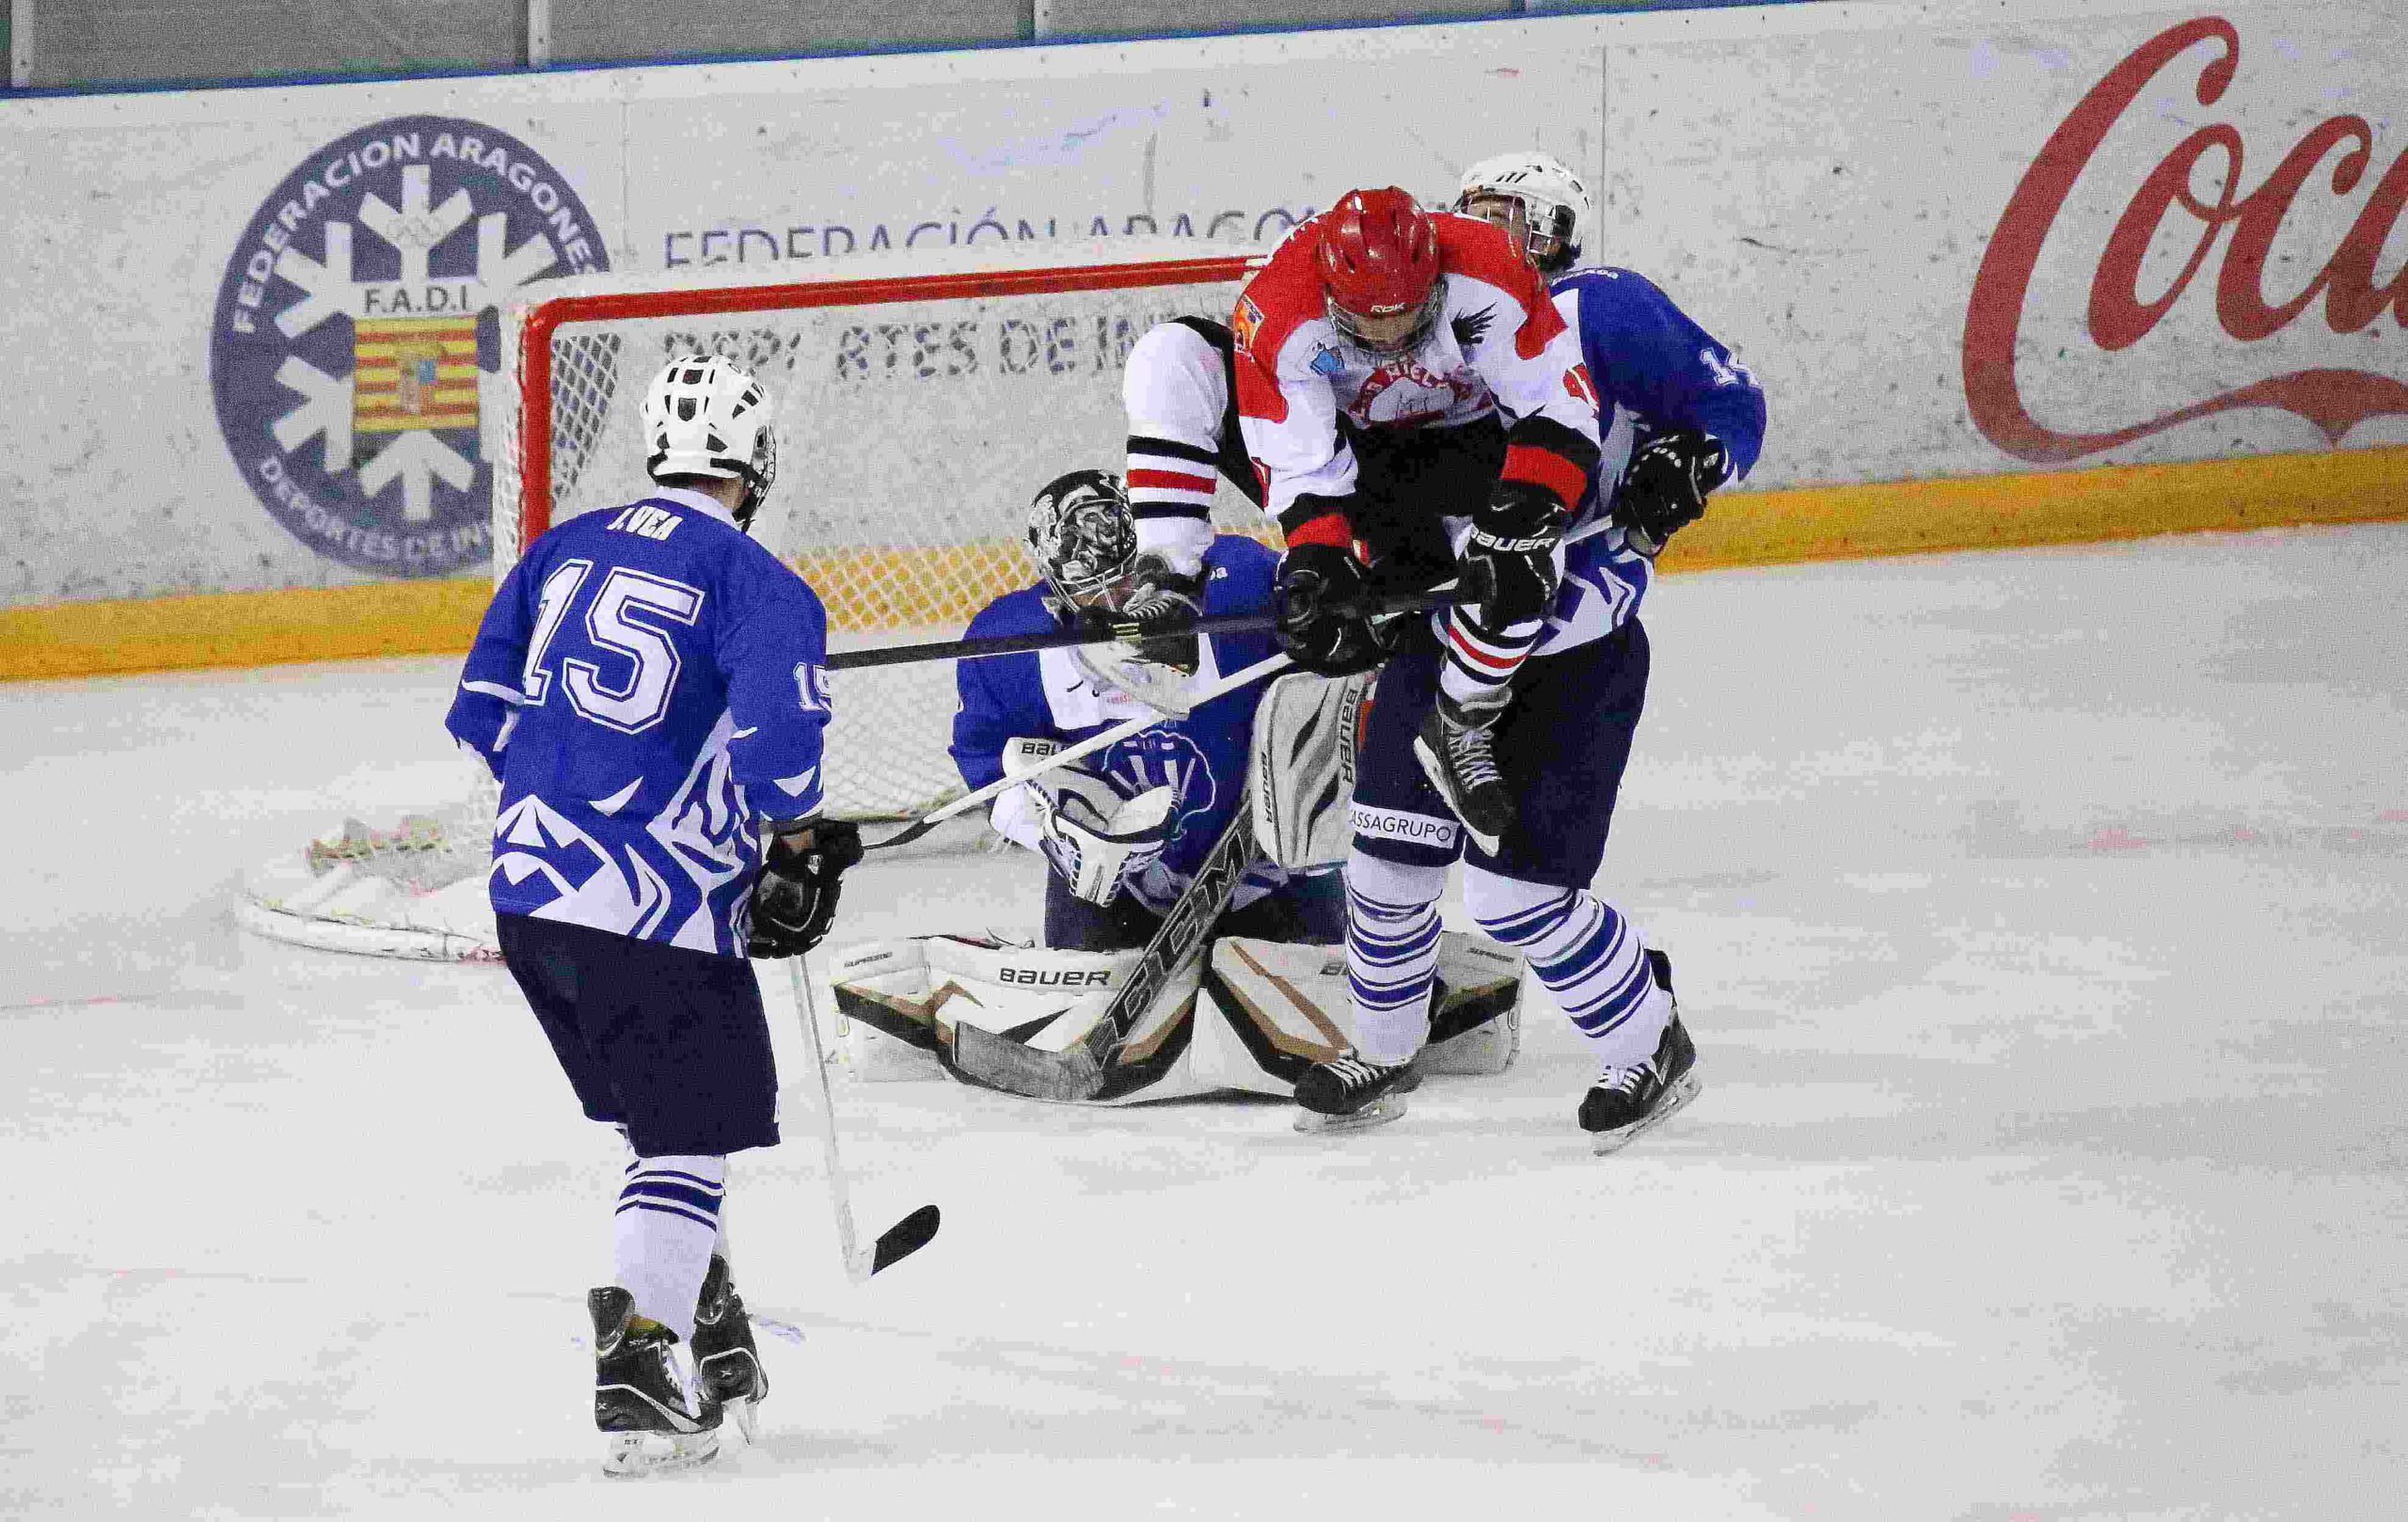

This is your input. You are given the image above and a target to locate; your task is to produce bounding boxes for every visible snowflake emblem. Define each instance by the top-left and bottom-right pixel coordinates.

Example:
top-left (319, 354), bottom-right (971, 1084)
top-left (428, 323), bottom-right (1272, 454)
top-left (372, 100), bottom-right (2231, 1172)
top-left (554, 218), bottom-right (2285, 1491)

top-left (211, 116), bottom-right (608, 577)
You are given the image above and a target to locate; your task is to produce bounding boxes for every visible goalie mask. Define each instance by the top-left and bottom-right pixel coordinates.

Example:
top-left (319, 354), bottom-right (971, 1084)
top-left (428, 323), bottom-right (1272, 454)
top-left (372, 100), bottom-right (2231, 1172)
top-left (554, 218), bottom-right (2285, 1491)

top-left (1026, 469), bottom-right (1140, 615)
top-left (1454, 151), bottom-right (1592, 276)
top-left (641, 354), bottom-right (780, 532)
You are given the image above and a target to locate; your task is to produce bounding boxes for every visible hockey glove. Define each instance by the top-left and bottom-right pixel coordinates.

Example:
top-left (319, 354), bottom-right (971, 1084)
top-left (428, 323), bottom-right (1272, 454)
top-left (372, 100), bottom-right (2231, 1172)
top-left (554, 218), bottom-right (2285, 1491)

top-left (1614, 430), bottom-right (1731, 557)
top-left (1460, 479), bottom-right (1569, 628)
top-left (1117, 556), bottom-right (1205, 674)
top-left (1028, 771), bottom-right (1179, 905)
top-left (747, 818), bottom-right (865, 959)
top-left (1274, 541), bottom-right (1391, 677)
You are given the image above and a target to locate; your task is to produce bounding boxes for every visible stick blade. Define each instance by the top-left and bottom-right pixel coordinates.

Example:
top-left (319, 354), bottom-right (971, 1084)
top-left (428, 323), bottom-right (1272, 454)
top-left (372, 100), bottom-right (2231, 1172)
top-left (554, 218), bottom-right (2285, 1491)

top-left (865, 1204), bottom-right (942, 1276)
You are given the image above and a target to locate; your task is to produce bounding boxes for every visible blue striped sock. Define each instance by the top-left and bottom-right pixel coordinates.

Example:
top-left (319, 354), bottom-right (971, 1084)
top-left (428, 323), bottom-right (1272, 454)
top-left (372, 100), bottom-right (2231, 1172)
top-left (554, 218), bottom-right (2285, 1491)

top-left (613, 1153), bottom-right (725, 1346)
top-left (1347, 882), bottom-right (1443, 1063)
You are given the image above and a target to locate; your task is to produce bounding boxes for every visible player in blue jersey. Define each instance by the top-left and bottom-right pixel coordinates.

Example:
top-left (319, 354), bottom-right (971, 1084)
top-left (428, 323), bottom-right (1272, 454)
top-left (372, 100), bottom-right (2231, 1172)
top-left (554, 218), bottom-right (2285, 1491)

top-left (1282, 151), bottom-right (1768, 1147)
top-left (950, 469), bottom-right (1343, 952)
top-left (445, 355), bottom-right (862, 1475)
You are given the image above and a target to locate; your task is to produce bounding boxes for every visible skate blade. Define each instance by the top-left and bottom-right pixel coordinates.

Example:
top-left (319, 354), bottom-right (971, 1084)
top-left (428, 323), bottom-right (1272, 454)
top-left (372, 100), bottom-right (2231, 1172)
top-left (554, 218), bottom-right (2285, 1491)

top-left (1294, 1092), bottom-right (1409, 1134)
top-left (601, 1429), bottom-right (721, 1478)
top-left (1589, 1073), bottom-right (1703, 1156)
top-left (726, 1393), bottom-right (760, 1446)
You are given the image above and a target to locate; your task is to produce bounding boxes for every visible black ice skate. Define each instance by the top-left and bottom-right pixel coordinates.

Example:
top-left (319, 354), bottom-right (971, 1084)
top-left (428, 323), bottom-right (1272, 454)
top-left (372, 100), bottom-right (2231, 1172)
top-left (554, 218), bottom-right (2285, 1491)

top-left (1413, 691), bottom-right (1515, 854)
top-left (1578, 950), bottom-right (1702, 1155)
top-left (691, 1255), bottom-right (768, 1444)
top-left (589, 1286), bottom-right (721, 1478)
top-left (1293, 1054), bottom-right (1422, 1134)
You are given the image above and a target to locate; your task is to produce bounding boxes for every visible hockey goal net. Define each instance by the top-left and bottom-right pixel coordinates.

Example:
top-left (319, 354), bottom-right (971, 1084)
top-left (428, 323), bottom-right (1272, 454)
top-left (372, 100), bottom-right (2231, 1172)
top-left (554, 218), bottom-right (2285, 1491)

top-left (238, 240), bottom-right (1261, 960)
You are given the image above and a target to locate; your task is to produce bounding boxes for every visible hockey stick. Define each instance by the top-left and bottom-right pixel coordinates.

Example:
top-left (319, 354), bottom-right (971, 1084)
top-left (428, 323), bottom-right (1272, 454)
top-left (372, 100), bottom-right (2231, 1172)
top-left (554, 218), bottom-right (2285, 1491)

top-left (944, 798), bottom-right (1258, 1102)
top-left (865, 649), bottom-right (1295, 853)
top-left (824, 593), bottom-right (1444, 672)
top-left (784, 955), bottom-right (941, 1282)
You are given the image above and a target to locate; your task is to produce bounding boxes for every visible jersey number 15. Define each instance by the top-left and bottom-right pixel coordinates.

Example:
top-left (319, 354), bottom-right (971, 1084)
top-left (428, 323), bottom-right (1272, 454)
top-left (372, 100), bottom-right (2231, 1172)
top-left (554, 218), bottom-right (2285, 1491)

top-left (521, 560), bottom-right (705, 735)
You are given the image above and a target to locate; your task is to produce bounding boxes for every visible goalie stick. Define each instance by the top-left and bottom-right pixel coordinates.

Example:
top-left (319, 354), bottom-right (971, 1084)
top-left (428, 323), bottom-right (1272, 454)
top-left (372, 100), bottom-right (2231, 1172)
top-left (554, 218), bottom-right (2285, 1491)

top-left (784, 956), bottom-right (941, 1282)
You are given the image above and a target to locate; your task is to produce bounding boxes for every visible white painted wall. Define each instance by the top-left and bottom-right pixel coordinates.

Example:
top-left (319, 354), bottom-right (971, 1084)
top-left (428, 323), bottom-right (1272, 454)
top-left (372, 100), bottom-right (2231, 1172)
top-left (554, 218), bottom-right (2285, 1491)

top-left (0, 0), bottom-right (2400, 603)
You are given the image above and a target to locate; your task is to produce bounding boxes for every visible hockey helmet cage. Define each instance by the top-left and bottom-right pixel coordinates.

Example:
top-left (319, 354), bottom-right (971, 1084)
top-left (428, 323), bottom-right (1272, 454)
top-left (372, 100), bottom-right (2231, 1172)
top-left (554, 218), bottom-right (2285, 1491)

top-left (1316, 187), bottom-right (1445, 357)
top-left (1026, 469), bottom-right (1139, 613)
top-left (1454, 151), bottom-right (1592, 275)
top-left (641, 354), bottom-right (780, 531)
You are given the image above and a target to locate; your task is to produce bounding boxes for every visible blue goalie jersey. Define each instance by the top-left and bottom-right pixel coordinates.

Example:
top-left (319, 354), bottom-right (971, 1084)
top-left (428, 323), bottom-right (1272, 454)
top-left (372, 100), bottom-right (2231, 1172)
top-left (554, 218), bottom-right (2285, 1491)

top-left (1532, 265), bottom-right (1770, 658)
top-left (444, 485), bottom-right (832, 956)
top-left (951, 535), bottom-right (1289, 911)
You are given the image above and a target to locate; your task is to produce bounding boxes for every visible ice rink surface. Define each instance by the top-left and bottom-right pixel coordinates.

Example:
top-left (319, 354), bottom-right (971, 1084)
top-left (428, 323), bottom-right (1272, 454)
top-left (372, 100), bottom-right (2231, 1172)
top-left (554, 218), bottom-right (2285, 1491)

top-left (6, 523), bottom-right (2406, 1520)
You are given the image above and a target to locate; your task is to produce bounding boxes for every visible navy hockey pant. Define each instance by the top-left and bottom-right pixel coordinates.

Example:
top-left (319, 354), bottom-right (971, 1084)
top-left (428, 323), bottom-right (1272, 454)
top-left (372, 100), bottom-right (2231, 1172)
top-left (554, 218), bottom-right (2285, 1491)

top-left (497, 913), bottom-right (780, 1157)
top-left (1351, 619), bottom-right (1650, 887)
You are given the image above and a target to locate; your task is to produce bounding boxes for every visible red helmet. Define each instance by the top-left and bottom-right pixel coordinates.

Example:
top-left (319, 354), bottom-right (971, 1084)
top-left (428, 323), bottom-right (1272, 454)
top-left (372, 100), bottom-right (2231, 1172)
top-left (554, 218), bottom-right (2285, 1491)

top-left (1315, 187), bottom-right (1444, 355)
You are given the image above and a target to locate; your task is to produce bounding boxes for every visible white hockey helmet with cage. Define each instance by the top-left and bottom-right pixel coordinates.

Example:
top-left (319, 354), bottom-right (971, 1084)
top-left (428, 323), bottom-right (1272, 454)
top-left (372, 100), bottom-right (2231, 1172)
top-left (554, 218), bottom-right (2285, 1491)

top-left (1454, 151), bottom-right (1592, 275)
top-left (1026, 468), bottom-right (1140, 613)
top-left (640, 354), bottom-right (779, 531)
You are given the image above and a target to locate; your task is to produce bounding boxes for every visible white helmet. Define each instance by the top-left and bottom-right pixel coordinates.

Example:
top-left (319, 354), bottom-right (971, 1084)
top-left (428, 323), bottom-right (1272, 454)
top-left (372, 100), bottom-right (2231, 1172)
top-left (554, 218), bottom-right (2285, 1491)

top-left (640, 354), bottom-right (779, 531)
top-left (1454, 150), bottom-right (1592, 275)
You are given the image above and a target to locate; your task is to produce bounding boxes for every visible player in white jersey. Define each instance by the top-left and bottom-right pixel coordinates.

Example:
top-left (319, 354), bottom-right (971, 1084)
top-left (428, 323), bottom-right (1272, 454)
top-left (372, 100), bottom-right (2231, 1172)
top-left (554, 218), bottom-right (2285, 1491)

top-left (446, 356), bottom-right (863, 1474)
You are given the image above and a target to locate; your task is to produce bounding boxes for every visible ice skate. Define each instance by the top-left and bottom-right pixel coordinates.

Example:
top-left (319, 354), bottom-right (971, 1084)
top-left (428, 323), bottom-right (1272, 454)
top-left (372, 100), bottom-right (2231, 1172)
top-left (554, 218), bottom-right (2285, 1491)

top-left (1293, 1054), bottom-right (1422, 1134)
top-left (1414, 690), bottom-right (1514, 853)
top-left (1579, 950), bottom-right (1701, 1154)
top-left (691, 1255), bottom-right (768, 1444)
top-left (589, 1287), bottom-right (721, 1477)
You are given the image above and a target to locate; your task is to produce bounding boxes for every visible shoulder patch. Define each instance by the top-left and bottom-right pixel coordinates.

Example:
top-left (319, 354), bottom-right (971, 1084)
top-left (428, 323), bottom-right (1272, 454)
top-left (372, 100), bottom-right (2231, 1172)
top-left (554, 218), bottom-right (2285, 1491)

top-left (1308, 347), bottom-right (1345, 378)
top-left (1232, 295), bottom-right (1264, 353)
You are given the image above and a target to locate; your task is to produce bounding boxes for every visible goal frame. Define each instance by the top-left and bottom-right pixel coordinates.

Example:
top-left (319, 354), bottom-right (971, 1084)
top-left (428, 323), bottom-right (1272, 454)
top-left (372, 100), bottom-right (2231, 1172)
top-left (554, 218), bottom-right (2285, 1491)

top-left (501, 251), bottom-right (1259, 559)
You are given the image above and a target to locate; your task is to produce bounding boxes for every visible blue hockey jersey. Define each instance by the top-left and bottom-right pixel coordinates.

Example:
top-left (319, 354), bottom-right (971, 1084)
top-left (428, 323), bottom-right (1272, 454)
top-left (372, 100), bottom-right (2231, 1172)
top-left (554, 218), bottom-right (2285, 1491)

top-left (1529, 265), bottom-right (1771, 656)
top-left (951, 535), bottom-right (1288, 912)
top-left (445, 485), bottom-right (832, 956)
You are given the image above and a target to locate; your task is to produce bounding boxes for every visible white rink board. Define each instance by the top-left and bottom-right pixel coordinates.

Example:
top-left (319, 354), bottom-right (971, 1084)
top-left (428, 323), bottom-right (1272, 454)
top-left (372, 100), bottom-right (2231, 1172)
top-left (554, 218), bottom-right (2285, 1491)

top-left (2, 0), bottom-right (2405, 605)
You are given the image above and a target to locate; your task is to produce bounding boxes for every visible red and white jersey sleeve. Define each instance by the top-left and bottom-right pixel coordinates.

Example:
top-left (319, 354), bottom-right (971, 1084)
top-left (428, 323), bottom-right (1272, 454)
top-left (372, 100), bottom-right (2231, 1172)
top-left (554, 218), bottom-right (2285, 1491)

top-left (1121, 320), bottom-right (1228, 577)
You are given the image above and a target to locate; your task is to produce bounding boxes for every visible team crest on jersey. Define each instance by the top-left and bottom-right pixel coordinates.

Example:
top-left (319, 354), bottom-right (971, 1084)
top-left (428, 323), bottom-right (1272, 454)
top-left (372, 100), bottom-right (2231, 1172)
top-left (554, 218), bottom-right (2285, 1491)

top-left (1231, 295), bottom-right (1265, 353)
top-left (210, 116), bottom-right (608, 577)
top-left (1350, 357), bottom-right (1485, 428)
top-left (1101, 728), bottom-right (1216, 842)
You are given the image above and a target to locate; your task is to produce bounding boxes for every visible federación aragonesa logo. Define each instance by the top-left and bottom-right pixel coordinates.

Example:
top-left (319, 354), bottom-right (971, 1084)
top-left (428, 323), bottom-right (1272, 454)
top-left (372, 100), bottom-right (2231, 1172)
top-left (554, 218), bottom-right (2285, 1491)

top-left (210, 116), bottom-right (607, 577)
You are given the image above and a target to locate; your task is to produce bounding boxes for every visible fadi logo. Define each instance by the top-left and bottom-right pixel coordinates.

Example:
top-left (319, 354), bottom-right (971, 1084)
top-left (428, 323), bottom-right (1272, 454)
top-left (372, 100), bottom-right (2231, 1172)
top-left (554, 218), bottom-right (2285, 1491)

top-left (210, 117), bottom-right (607, 577)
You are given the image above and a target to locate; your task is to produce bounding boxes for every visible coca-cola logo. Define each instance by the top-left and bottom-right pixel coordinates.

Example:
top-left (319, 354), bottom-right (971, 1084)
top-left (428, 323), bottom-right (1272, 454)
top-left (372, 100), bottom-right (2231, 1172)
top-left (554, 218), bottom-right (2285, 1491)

top-left (1964, 16), bottom-right (2408, 463)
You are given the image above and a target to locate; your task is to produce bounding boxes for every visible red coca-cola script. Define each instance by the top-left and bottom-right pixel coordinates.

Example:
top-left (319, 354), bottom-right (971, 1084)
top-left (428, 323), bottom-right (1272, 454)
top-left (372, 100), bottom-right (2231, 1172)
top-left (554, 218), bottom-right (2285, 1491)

top-left (1963, 16), bottom-right (2408, 463)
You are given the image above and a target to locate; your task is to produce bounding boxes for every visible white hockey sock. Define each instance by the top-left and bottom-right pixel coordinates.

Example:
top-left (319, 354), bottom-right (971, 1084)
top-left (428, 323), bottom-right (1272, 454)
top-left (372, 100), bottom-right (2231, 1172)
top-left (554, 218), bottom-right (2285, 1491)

top-left (1346, 880), bottom-right (1444, 1064)
top-left (1438, 610), bottom-right (1543, 711)
top-left (1474, 884), bottom-right (1664, 1068)
top-left (613, 1153), bottom-right (725, 1348)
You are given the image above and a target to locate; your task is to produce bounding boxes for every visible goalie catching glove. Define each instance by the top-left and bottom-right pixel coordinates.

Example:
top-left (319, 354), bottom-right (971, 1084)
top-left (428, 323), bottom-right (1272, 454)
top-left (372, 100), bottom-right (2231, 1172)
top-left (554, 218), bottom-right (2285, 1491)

top-left (1026, 767), bottom-right (1180, 907)
top-left (747, 818), bottom-right (864, 959)
top-left (1613, 430), bottom-right (1731, 557)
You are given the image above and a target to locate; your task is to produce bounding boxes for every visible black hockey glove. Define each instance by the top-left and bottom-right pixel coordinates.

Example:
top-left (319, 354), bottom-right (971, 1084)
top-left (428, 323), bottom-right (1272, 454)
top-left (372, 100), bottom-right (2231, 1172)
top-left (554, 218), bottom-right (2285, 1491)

top-left (1459, 479), bottom-right (1569, 628)
top-left (1614, 430), bottom-right (1731, 557)
top-left (747, 818), bottom-right (864, 959)
top-left (1273, 541), bottom-right (1392, 677)
top-left (1117, 556), bottom-right (1205, 674)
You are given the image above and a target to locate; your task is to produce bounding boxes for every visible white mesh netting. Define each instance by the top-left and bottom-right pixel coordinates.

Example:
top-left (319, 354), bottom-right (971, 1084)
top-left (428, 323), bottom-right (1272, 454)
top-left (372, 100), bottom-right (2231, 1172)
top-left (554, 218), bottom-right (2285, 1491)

top-left (238, 241), bottom-right (1263, 960)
